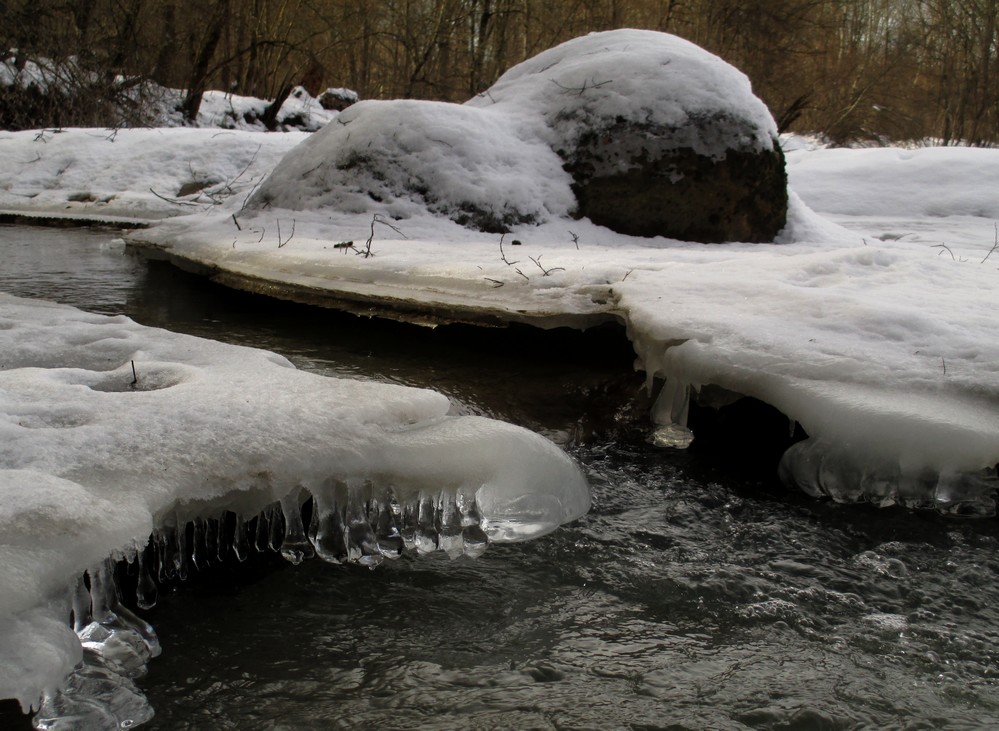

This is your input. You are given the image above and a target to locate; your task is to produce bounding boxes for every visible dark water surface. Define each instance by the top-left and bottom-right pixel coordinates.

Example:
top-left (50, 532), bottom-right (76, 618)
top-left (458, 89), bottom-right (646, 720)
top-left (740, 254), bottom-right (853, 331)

top-left (2, 224), bottom-right (998, 730)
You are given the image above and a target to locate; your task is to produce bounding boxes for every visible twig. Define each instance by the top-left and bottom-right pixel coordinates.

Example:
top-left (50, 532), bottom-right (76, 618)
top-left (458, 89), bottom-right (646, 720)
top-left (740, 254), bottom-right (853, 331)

top-left (148, 187), bottom-right (200, 206)
top-left (499, 234), bottom-right (519, 266)
top-left (933, 243), bottom-right (955, 260)
top-left (130, 360), bottom-right (138, 387)
top-left (569, 230), bottom-right (580, 250)
top-left (515, 268), bottom-right (529, 281)
top-left (551, 77), bottom-right (613, 96)
top-left (941, 357), bottom-right (947, 375)
top-left (231, 213), bottom-right (242, 230)
top-left (240, 177), bottom-right (264, 211)
top-left (981, 223), bottom-right (999, 264)
top-left (529, 255), bottom-right (565, 277)
top-left (358, 213), bottom-right (405, 258)
top-left (277, 219), bottom-right (296, 248)
top-left (484, 277), bottom-right (504, 288)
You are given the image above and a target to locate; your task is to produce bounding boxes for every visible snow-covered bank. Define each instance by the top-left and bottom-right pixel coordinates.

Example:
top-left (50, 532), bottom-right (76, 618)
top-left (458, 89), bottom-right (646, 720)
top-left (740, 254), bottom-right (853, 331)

top-left (0, 127), bottom-right (303, 222)
top-left (0, 293), bottom-right (589, 714)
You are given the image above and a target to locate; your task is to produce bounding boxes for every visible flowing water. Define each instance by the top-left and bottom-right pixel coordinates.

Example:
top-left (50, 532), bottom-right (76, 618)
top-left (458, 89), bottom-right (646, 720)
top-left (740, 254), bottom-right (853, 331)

top-left (2, 224), bottom-right (998, 730)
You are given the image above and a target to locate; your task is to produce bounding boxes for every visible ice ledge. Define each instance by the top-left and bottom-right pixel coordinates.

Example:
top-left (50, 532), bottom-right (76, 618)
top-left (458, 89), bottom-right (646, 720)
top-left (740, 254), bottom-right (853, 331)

top-left (0, 293), bottom-right (590, 713)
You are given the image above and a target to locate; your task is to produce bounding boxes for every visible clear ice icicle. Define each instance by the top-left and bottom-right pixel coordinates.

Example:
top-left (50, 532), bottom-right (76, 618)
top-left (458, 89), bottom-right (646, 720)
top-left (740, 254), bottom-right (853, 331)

top-left (437, 490), bottom-right (465, 560)
top-left (135, 543), bottom-right (158, 611)
top-left (279, 492), bottom-right (314, 565)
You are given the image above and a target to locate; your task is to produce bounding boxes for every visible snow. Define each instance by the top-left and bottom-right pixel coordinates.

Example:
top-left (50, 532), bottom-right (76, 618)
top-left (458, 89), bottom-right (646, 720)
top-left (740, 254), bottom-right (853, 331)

top-left (466, 29), bottom-right (778, 158)
top-left (0, 127), bottom-right (303, 222)
top-left (2, 25), bottom-right (999, 716)
top-left (253, 99), bottom-right (574, 227)
top-left (0, 293), bottom-right (589, 711)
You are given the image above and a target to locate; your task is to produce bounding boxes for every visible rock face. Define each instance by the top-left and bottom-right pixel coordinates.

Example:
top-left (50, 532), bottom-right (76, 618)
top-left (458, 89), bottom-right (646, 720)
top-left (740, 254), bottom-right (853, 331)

top-left (564, 119), bottom-right (788, 242)
top-left (469, 29), bottom-right (789, 243)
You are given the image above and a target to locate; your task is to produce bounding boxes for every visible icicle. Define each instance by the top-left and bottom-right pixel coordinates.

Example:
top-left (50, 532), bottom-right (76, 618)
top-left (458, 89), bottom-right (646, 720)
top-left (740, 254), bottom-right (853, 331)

top-left (157, 527), bottom-right (177, 582)
top-left (89, 560), bottom-right (117, 626)
top-left (311, 492), bottom-right (349, 564)
top-left (177, 521), bottom-right (190, 581)
top-left (400, 498), bottom-right (418, 551)
top-left (232, 512), bottom-right (250, 562)
top-left (345, 484), bottom-right (380, 567)
top-left (254, 509), bottom-right (270, 552)
top-left (651, 377), bottom-right (690, 427)
top-left (267, 503), bottom-right (285, 552)
top-left (279, 492), bottom-right (314, 564)
top-left (204, 517), bottom-right (219, 565)
top-left (415, 493), bottom-right (439, 554)
top-left (192, 517), bottom-right (208, 570)
top-left (216, 513), bottom-right (230, 562)
top-left (135, 541), bottom-right (158, 611)
top-left (437, 490), bottom-right (464, 560)
top-left (373, 494), bottom-right (404, 560)
top-left (458, 492), bottom-right (488, 559)
top-left (72, 574), bottom-right (93, 634)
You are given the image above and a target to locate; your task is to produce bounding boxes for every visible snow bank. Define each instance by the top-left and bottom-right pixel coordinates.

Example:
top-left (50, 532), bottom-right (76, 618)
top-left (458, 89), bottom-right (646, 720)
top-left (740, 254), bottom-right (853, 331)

top-left (0, 293), bottom-right (590, 712)
top-left (153, 86), bottom-right (338, 132)
top-left (0, 127), bottom-right (302, 221)
top-left (787, 145), bottom-right (999, 219)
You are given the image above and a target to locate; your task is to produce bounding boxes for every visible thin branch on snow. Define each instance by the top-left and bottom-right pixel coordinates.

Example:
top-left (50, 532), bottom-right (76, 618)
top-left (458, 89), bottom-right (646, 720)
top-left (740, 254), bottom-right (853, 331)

top-left (981, 223), bottom-right (999, 264)
top-left (277, 219), bottom-right (296, 248)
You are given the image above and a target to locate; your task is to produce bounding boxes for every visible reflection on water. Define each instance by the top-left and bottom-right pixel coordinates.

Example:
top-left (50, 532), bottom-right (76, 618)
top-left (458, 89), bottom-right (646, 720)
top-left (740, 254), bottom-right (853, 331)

top-left (1, 224), bottom-right (998, 729)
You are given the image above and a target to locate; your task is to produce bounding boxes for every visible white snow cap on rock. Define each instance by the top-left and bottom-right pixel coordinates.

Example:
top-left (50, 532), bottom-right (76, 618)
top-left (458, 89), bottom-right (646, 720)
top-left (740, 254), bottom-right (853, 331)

top-left (467, 28), bottom-right (779, 157)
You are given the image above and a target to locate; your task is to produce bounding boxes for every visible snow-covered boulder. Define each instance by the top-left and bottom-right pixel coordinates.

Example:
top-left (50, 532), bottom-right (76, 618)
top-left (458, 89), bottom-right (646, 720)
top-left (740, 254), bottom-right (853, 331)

top-left (252, 29), bottom-right (786, 241)
top-left (468, 29), bottom-right (788, 242)
top-left (318, 87), bottom-right (359, 111)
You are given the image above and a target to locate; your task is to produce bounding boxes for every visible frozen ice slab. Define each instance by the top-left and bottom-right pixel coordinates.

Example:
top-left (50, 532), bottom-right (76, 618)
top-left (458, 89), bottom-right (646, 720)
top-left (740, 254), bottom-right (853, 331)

top-left (0, 293), bottom-right (589, 713)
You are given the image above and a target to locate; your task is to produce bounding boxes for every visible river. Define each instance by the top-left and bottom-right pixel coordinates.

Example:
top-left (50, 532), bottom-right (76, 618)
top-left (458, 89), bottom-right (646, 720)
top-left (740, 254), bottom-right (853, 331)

top-left (2, 223), bottom-right (998, 730)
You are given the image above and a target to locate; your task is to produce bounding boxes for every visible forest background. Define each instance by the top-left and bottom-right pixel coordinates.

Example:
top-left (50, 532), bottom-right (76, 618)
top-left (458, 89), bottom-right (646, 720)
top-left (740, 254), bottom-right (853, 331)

top-left (2, 0), bottom-right (997, 145)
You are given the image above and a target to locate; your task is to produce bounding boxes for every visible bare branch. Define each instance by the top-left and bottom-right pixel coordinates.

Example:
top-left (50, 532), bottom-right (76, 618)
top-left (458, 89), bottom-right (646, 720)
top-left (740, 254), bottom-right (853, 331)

top-left (529, 255), bottom-right (565, 277)
top-left (277, 219), bottom-right (296, 248)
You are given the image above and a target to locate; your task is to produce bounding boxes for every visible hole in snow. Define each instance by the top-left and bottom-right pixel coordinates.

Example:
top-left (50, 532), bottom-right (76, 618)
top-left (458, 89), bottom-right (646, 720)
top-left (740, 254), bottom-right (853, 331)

top-left (87, 364), bottom-right (186, 393)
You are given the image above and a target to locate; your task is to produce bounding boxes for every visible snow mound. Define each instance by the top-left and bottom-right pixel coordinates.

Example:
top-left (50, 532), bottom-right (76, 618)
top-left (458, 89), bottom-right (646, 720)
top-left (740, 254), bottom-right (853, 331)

top-left (0, 293), bottom-right (589, 712)
top-left (467, 28), bottom-right (778, 159)
top-left (252, 99), bottom-right (574, 230)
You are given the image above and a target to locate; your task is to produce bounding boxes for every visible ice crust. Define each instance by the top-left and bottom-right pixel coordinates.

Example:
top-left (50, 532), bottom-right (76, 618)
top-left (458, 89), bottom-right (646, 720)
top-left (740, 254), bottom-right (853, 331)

top-left (0, 293), bottom-right (590, 714)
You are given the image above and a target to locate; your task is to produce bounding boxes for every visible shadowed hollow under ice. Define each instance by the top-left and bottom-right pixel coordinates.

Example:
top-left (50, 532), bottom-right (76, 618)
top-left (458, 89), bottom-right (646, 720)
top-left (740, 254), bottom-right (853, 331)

top-left (0, 293), bottom-right (589, 714)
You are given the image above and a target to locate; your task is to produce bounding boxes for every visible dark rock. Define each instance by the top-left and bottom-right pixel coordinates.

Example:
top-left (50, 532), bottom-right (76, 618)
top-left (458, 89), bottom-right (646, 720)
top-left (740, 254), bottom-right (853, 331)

top-left (563, 116), bottom-right (788, 243)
